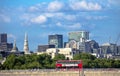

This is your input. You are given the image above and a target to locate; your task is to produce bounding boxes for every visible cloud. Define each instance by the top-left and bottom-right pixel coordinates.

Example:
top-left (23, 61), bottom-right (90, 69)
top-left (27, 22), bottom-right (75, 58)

top-left (70, 0), bottom-right (102, 11)
top-left (29, 6), bottom-right (39, 12)
top-left (8, 34), bottom-right (16, 39)
top-left (0, 14), bottom-right (11, 23)
top-left (47, 1), bottom-right (63, 12)
top-left (65, 15), bottom-right (76, 21)
top-left (108, 0), bottom-right (120, 5)
top-left (56, 22), bottom-right (62, 27)
top-left (67, 23), bottom-right (82, 29)
top-left (30, 15), bottom-right (47, 24)
top-left (86, 16), bottom-right (107, 20)
top-left (56, 22), bottom-right (82, 30)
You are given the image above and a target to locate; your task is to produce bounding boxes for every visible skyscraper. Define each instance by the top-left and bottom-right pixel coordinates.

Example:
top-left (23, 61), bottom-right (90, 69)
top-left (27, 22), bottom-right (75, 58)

top-left (0, 33), bottom-right (7, 43)
top-left (23, 33), bottom-right (30, 54)
top-left (68, 31), bottom-right (89, 42)
top-left (48, 34), bottom-right (63, 48)
top-left (0, 33), bottom-right (13, 51)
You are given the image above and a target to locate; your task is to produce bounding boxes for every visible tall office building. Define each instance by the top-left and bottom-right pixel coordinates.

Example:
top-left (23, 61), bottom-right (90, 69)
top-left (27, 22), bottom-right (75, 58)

top-left (68, 31), bottom-right (89, 42)
top-left (48, 34), bottom-right (63, 48)
top-left (0, 33), bottom-right (7, 43)
top-left (23, 33), bottom-right (30, 54)
top-left (0, 33), bottom-right (13, 51)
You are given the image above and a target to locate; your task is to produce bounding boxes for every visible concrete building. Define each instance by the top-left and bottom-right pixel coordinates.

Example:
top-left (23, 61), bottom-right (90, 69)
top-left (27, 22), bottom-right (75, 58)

top-left (37, 48), bottom-right (78, 60)
top-left (100, 43), bottom-right (117, 58)
top-left (79, 41), bottom-right (91, 53)
top-left (48, 34), bottom-right (63, 48)
top-left (38, 45), bottom-right (55, 52)
top-left (46, 48), bottom-right (77, 59)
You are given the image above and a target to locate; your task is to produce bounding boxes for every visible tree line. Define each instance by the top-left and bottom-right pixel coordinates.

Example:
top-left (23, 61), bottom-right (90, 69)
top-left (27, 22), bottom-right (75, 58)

top-left (0, 53), bottom-right (120, 70)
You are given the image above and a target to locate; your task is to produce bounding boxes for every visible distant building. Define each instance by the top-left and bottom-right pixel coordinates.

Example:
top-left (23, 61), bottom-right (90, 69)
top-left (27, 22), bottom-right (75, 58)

top-left (46, 48), bottom-right (78, 60)
top-left (100, 43), bottom-right (117, 58)
top-left (0, 43), bottom-right (13, 51)
top-left (67, 31), bottom-right (90, 51)
top-left (68, 31), bottom-right (89, 42)
top-left (79, 41), bottom-right (91, 53)
top-left (0, 33), bottom-right (13, 51)
top-left (0, 33), bottom-right (7, 43)
top-left (117, 46), bottom-right (120, 55)
top-left (38, 45), bottom-right (55, 52)
top-left (48, 34), bottom-right (63, 48)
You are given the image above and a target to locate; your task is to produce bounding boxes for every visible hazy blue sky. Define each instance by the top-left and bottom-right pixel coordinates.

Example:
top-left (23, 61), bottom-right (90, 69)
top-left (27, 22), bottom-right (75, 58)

top-left (0, 0), bottom-right (120, 51)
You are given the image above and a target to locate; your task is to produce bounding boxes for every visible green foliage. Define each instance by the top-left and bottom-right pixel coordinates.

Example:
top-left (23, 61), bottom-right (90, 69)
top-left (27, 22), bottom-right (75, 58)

top-left (53, 54), bottom-right (65, 61)
top-left (1, 53), bottom-right (120, 69)
top-left (73, 53), bottom-right (96, 60)
top-left (0, 63), bottom-right (3, 70)
top-left (73, 53), bottom-right (120, 68)
top-left (3, 54), bottom-right (16, 69)
top-left (0, 55), bottom-right (2, 60)
top-left (2, 53), bottom-right (54, 69)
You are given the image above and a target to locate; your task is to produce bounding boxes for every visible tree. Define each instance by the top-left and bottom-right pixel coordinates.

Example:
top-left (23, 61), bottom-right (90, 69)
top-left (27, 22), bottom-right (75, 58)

top-left (53, 54), bottom-right (65, 61)
top-left (73, 53), bottom-right (96, 60)
top-left (0, 63), bottom-right (3, 70)
top-left (3, 54), bottom-right (16, 69)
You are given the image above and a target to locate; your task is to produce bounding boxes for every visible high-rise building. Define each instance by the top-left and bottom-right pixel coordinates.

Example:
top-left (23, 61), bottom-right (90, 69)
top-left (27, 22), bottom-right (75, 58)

top-left (0, 33), bottom-right (13, 51)
top-left (48, 34), bottom-right (63, 48)
top-left (23, 33), bottom-right (30, 54)
top-left (0, 33), bottom-right (7, 43)
top-left (68, 31), bottom-right (89, 42)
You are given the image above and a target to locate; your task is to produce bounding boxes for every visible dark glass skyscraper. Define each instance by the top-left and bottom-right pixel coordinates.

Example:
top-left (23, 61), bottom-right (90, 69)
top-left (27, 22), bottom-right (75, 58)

top-left (0, 33), bottom-right (13, 51)
top-left (48, 34), bottom-right (63, 48)
top-left (0, 33), bottom-right (7, 43)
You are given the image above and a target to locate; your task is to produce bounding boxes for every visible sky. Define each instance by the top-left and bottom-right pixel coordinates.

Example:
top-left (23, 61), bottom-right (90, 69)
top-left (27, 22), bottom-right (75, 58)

top-left (0, 0), bottom-right (120, 52)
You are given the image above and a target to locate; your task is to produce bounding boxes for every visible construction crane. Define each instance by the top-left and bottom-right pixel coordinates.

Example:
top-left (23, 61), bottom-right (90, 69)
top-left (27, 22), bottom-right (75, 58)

top-left (115, 33), bottom-right (120, 45)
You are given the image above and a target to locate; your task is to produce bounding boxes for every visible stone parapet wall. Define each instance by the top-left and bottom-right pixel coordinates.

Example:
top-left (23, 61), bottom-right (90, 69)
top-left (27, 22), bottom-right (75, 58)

top-left (0, 69), bottom-right (120, 76)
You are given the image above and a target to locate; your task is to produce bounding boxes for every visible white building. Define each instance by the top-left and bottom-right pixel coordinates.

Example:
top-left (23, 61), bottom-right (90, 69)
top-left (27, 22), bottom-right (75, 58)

top-left (37, 48), bottom-right (77, 60)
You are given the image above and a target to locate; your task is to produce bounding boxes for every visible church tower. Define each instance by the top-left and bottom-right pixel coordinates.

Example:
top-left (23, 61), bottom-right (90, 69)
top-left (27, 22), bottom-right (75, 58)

top-left (23, 33), bottom-right (30, 54)
top-left (11, 40), bottom-right (18, 52)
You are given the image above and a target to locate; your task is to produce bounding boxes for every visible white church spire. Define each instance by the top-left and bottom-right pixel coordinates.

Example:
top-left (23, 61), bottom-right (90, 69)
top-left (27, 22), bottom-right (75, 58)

top-left (24, 33), bottom-right (30, 54)
top-left (11, 40), bottom-right (18, 52)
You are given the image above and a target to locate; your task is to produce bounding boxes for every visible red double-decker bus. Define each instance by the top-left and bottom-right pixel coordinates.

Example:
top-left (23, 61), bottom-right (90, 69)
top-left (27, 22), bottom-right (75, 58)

top-left (56, 60), bottom-right (82, 70)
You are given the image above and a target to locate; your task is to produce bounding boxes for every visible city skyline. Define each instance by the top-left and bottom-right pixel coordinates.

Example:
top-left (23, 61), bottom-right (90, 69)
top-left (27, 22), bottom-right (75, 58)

top-left (0, 0), bottom-right (120, 51)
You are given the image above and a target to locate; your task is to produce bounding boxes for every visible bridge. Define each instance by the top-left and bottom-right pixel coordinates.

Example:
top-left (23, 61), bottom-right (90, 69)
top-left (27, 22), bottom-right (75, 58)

top-left (0, 69), bottom-right (120, 76)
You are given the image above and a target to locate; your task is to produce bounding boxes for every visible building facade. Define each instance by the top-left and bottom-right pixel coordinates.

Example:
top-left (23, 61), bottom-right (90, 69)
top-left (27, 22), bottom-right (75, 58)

top-left (100, 43), bottom-right (117, 58)
top-left (117, 46), bottom-right (120, 55)
top-left (0, 33), bottom-right (7, 43)
top-left (46, 48), bottom-right (77, 59)
top-left (38, 45), bottom-right (55, 52)
top-left (48, 34), bottom-right (63, 48)
top-left (0, 33), bottom-right (13, 51)
top-left (68, 31), bottom-right (89, 42)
